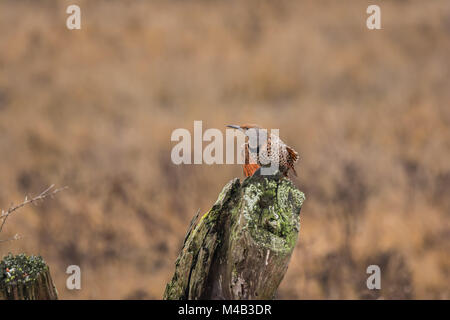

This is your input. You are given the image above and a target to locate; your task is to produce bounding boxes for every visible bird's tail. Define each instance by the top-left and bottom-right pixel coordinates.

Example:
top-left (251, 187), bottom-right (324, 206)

top-left (286, 146), bottom-right (299, 177)
top-left (286, 146), bottom-right (299, 163)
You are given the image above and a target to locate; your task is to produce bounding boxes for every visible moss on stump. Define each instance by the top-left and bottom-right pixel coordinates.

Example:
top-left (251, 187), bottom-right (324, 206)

top-left (164, 171), bottom-right (305, 300)
top-left (0, 253), bottom-right (58, 300)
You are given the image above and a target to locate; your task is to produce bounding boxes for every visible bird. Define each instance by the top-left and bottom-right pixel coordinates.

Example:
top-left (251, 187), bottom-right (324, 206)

top-left (226, 124), bottom-right (299, 178)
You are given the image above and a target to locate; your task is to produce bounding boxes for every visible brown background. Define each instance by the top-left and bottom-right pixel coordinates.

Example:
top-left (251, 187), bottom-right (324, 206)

top-left (0, 0), bottom-right (449, 299)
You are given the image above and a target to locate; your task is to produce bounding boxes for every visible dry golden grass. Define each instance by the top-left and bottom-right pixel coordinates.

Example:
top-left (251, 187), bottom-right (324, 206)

top-left (0, 0), bottom-right (449, 299)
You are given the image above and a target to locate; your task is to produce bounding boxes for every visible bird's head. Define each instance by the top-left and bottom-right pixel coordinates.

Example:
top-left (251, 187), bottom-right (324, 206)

top-left (226, 123), bottom-right (261, 133)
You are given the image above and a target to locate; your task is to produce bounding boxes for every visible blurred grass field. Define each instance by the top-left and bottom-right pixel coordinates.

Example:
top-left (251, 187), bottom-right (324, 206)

top-left (0, 0), bottom-right (449, 299)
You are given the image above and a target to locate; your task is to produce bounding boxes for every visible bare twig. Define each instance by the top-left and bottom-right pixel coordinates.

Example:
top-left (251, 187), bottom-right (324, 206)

top-left (0, 233), bottom-right (21, 243)
top-left (0, 185), bottom-right (68, 236)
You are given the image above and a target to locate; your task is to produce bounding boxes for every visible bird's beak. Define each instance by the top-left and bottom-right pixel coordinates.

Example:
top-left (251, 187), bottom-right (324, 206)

top-left (226, 124), bottom-right (242, 131)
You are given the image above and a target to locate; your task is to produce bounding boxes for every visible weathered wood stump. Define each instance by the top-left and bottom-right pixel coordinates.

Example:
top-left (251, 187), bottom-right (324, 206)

top-left (164, 171), bottom-right (305, 300)
top-left (0, 253), bottom-right (58, 300)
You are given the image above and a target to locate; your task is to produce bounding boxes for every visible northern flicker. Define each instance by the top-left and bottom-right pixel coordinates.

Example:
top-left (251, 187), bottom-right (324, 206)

top-left (226, 124), bottom-right (299, 178)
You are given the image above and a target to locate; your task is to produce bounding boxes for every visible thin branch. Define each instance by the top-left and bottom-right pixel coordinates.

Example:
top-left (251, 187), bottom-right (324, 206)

top-left (0, 233), bottom-right (21, 243)
top-left (0, 185), bottom-right (68, 235)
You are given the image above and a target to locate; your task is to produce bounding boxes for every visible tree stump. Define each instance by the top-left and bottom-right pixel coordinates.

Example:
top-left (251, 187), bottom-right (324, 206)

top-left (0, 253), bottom-right (58, 300)
top-left (164, 171), bottom-right (305, 300)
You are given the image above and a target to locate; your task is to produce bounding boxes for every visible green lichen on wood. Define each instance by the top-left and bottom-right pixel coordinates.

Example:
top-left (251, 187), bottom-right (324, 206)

top-left (0, 253), bottom-right (58, 300)
top-left (0, 253), bottom-right (47, 285)
top-left (164, 172), bottom-right (305, 300)
top-left (240, 175), bottom-right (304, 251)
